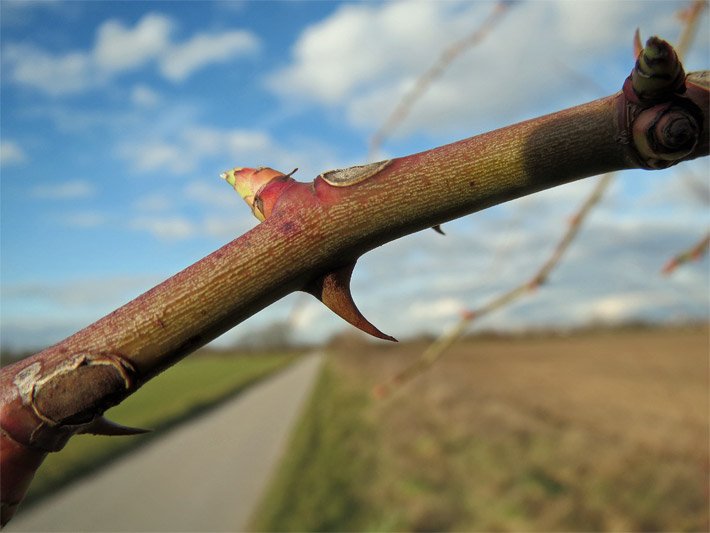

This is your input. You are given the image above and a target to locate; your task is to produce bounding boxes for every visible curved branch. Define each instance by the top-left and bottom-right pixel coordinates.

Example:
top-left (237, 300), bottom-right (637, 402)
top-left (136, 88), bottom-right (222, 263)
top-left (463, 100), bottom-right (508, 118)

top-left (1, 38), bottom-right (708, 524)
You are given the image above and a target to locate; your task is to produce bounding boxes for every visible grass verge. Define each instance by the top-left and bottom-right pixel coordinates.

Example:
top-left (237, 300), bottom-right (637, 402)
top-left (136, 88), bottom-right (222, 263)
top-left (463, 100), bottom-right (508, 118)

top-left (250, 360), bottom-right (385, 532)
top-left (23, 352), bottom-right (294, 508)
top-left (251, 327), bottom-right (709, 531)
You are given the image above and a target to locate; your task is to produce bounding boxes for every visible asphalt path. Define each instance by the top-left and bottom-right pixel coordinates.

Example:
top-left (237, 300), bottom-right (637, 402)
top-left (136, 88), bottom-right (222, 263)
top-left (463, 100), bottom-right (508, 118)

top-left (7, 352), bottom-right (324, 532)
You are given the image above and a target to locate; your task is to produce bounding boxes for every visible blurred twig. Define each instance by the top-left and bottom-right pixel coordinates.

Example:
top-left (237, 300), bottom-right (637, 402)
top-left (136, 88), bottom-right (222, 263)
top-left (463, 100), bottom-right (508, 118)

top-left (286, 0), bottom-right (516, 333)
top-left (374, 0), bottom-right (706, 400)
top-left (368, 1), bottom-right (516, 161)
top-left (661, 233), bottom-right (710, 275)
top-left (553, 58), bottom-right (609, 96)
top-left (680, 172), bottom-right (710, 204)
top-left (676, 0), bottom-right (707, 60)
top-left (374, 174), bottom-right (614, 399)
top-left (661, 0), bottom-right (709, 275)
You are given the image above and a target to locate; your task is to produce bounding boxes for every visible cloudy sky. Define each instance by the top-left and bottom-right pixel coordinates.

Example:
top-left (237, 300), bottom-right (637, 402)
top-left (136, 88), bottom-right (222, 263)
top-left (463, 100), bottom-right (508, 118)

top-left (1, 0), bottom-right (708, 350)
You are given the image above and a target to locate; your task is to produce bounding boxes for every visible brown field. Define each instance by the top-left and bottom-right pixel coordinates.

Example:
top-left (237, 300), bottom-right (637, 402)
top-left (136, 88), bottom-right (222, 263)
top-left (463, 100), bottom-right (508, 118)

top-left (256, 325), bottom-right (709, 532)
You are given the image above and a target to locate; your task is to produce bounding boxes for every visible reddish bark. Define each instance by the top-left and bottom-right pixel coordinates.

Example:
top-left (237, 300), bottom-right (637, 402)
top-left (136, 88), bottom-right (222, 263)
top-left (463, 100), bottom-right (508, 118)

top-left (1, 36), bottom-right (707, 526)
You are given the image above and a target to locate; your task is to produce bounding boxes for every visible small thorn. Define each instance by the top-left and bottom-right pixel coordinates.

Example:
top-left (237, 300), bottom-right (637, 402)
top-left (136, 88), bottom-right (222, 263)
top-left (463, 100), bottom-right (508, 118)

top-left (79, 416), bottom-right (151, 437)
top-left (633, 28), bottom-right (643, 58)
top-left (432, 225), bottom-right (446, 235)
top-left (304, 262), bottom-right (397, 342)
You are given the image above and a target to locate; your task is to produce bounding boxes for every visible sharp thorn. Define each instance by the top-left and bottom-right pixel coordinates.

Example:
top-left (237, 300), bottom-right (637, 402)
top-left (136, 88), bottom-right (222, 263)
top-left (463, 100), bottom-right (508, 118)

top-left (304, 262), bottom-right (397, 342)
top-left (432, 225), bottom-right (446, 235)
top-left (79, 416), bottom-right (151, 437)
top-left (633, 28), bottom-right (643, 59)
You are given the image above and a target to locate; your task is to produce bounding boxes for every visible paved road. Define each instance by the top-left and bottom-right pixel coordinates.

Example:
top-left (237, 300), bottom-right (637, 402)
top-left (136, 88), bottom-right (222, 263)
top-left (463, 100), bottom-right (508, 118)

top-left (8, 353), bottom-right (324, 532)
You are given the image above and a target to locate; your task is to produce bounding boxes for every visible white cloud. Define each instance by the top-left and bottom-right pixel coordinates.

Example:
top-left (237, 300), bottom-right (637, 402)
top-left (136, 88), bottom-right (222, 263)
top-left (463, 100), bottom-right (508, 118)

top-left (116, 125), bottom-right (310, 177)
top-left (3, 12), bottom-right (259, 95)
top-left (94, 13), bottom-right (173, 72)
top-left (184, 181), bottom-right (239, 208)
top-left (268, 1), bottom-right (688, 137)
top-left (119, 141), bottom-right (186, 173)
top-left (129, 215), bottom-right (196, 240)
top-left (2, 275), bottom-right (158, 308)
top-left (267, 1), bottom-right (458, 104)
top-left (1, 274), bottom-right (160, 350)
top-left (409, 297), bottom-right (466, 321)
top-left (588, 293), bottom-right (645, 323)
top-left (0, 140), bottom-right (27, 166)
top-left (61, 211), bottom-right (106, 228)
top-left (2, 43), bottom-right (95, 96)
top-left (201, 214), bottom-right (254, 241)
top-left (126, 211), bottom-right (251, 242)
top-left (131, 84), bottom-right (161, 107)
top-left (175, 127), bottom-right (272, 160)
top-left (554, 1), bottom-right (645, 52)
top-left (19, 103), bottom-right (146, 133)
top-left (31, 179), bottom-right (95, 199)
top-left (637, 161), bottom-right (710, 209)
top-left (587, 292), bottom-right (681, 324)
top-left (133, 193), bottom-right (173, 212)
top-left (160, 30), bottom-right (258, 81)
top-left (289, 300), bottom-right (328, 331)
top-left (224, 130), bottom-right (271, 153)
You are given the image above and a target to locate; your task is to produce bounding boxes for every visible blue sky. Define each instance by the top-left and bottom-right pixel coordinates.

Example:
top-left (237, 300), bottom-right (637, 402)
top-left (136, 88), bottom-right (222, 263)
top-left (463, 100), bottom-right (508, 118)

top-left (1, 0), bottom-right (708, 350)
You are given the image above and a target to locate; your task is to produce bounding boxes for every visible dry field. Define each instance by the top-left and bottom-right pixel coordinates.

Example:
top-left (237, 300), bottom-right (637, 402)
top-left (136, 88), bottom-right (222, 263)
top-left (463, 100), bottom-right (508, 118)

top-left (256, 325), bottom-right (709, 532)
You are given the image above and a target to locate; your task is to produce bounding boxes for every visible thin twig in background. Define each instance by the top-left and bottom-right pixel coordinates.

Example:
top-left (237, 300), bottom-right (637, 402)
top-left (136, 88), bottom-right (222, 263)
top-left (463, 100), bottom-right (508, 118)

top-left (374, 0), bottom-right (706, 399)
top-left (675, 0), bottom-right (707, 60)
top-left (373, 173), bottom-right (614, 399)
top-left (680, 172), bottom-right (710, 204)
top-left (661, 0), bottom-right (708, 274)
top-left (662, 233), bottom-right (710, 275)
top-left (282, 0), bottom-right (517, 329)
top-left (553, 58), bottom-right (610, 96)
top-left (368, 0), bottom-right (516, 161)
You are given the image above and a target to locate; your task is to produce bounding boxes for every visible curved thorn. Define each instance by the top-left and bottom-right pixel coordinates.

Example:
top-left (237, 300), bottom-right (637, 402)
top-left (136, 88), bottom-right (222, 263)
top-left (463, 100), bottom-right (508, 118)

top-left (303, 262), bottom-right (397, 342)
top-left (79, 416), bottom-right (151, 437)
top-left (432, 225), bottom-right (446, 235)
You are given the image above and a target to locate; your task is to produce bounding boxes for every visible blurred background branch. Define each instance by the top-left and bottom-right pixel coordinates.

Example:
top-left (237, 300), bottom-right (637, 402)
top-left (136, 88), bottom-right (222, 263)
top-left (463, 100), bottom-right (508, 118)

top-left (374, 173), bottom-right (614, 398)
top-left (368, 0), bottom-right (516, 161)
top-left (374, 0), bottom-right (706, 398)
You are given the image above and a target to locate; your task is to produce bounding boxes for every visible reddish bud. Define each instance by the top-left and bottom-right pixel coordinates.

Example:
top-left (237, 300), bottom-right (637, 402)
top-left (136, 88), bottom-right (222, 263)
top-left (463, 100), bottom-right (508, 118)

top-left (221, 167), bottom-right (295, 221)
top-left (632, 103), bottom-right (700, 168)
top-left (624, 36), bottom-right (685, 104)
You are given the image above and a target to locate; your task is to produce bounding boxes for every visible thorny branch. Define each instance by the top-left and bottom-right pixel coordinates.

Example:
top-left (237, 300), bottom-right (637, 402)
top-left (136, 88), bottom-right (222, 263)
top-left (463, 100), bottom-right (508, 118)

top-left (1, 35), bottom-right (708, 526)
